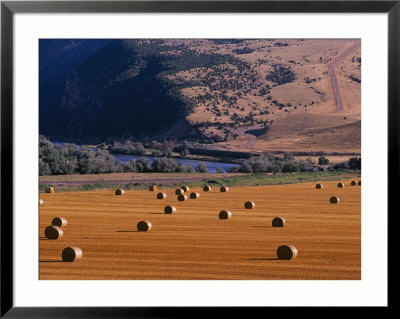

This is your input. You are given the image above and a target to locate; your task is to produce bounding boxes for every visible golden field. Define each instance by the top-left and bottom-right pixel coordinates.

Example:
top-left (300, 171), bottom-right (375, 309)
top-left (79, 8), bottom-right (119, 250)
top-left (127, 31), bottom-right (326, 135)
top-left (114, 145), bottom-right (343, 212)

top-left (39, 179), bottom-right (361, 280)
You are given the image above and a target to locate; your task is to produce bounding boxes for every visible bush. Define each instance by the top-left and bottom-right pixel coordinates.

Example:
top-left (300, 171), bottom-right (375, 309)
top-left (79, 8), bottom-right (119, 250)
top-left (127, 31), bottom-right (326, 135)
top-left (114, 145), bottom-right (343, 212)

top-left (282, 162), bottom-right (299, 173)
top-left (330, 157), bottom-right (361, 171)
top-left (195, 163), bottom-right (208, 173)
top-left (266, 65), bottom-right (295, 85)
top-left (284, 152), bottom-right (294, 161)
top-left (318, 156), bottom-right (329, 165)
top-left (152, 157), bottom-right (177, 172)
top-left (348, 157), bottom-right (361, 170)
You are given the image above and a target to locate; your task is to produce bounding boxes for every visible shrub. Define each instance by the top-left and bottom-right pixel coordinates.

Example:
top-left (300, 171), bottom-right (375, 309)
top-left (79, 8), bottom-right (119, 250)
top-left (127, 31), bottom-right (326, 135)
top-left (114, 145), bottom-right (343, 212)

top-left (284, 152), bottom-right (294, 161)
top-left (195, 163), bottom-right (208, 173)
top-left (348, 157), bottom-right (361, 170)
top-left (318, 156), bottom-right (330, 165)
top-left (282, 162), bottom-right (299, 173)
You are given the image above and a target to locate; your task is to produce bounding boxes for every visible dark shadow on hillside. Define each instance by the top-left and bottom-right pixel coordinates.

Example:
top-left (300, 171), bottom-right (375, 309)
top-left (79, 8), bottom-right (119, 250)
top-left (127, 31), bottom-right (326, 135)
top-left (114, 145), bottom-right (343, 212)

top-left (244, 127), bottom-right (269, 137)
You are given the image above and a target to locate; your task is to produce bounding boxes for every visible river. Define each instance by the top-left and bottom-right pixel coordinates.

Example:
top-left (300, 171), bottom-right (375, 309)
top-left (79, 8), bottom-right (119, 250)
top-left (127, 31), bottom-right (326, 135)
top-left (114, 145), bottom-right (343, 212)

top-left (53, 142), bottom-right (240, 173)
top-left (112, 153), bottom-right (239, 173)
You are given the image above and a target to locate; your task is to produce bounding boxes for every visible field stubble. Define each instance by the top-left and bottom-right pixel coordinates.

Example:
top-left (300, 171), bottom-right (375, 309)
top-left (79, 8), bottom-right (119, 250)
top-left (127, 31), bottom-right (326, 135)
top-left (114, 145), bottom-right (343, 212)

top-left (39, 179), bottom-right (360, 280)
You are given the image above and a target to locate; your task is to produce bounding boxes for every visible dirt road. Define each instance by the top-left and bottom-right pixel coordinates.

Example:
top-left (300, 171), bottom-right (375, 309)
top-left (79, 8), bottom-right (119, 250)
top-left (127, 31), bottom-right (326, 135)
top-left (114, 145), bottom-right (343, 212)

top-left (329, 43), bottom-right (360, 113)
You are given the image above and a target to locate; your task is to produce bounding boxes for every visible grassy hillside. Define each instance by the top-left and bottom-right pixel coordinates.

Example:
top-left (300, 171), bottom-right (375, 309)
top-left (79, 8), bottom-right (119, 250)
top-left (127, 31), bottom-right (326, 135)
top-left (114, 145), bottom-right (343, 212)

top-left (40, 39), bottom-right (361, 153)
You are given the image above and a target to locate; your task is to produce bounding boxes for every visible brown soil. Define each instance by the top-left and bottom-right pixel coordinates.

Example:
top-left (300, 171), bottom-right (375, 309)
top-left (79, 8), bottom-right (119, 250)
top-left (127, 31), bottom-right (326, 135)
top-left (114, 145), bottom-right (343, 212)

top-left (39, 179), bottom-right (360, 280)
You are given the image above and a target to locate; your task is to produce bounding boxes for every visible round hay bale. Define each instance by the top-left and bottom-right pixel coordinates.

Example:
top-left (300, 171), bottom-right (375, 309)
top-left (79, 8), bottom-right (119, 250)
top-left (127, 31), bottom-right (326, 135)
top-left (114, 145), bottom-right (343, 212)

top-left (39, 199), bottom-right (44, 206)
top-left (357, 180), bottom-right (361, 186)
top-left (350, 181), bottom-right (356, 186)
top-left (137, 221), bottom-right (152, 232)
top-left (330, 196), bottom-right (340, 204)
top-left (203, 185), bottom-right (212, 192)
top-left (149, 185), bottom-right (157, 191)
top-left (277, 245), bottom-right (298, 260)
top-left (52, 217), bottom-right (67, 227)
top-left (177, 194), bottom-right (188, 201)
top-left (190, 192), bottom-right (200, 199)
top-left (219, 210), bottom-right (232, 219)
top-left (315, 183), bottom-right (323, 189)
top-left (115, 189), bottom-right (125, 195)
top-left (181, 185), bottom-right (190, 192)
top-left (45, 187), bottom-right (55, 193)
top-left (157, 192), bottom-right (167, 199)
top-left (175, 188), bottom-right (185, 195)
top-left (62, 247), bottom-right (82, 262)
top-left (220, 186), bottom-right (229, 192)
top-left (272, 217), bottom-right (285, 227)
top-left (44, 226), bottom-right (63, 240)
top-left (337, 182), bottom-right (344, 188)
top-left (164, 205), bottom-right (176, 214)
top-left (244, 201), bottom-right (255, 209)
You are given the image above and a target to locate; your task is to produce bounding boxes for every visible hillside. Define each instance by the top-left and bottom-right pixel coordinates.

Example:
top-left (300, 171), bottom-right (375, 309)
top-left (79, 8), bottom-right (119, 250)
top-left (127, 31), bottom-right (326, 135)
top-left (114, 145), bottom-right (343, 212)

top-left (39, 39), bottom-right (361, 153)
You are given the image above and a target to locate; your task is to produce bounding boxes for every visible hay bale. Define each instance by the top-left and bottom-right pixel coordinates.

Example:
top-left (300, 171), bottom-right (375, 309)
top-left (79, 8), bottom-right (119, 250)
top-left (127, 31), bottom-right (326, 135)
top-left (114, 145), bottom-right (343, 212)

top-left (115, 189), bottom-right (125, 195)
top-left (45, 187), bottom-right (55, 193)
top-left (181, 186), bottom-right (190, 192)
top-left (330, 196), bottom-right (340, 204)
top-left (203, 185), bottom-right (212, 192)
top-left (137, 221), bottom-right (152, 232)
top-left (272, 217), bottom-right (285, 227)
top-left (62, 247), bottom-right (82, 262)
top-left (219, 210), bottom-right (232, 219)
top-left (357, 180), bottom-right (361, 186)
top-left (39, 199), bottom-right (44, 206)
top-left (177, 194), bottom-right (188, 201)
top-left (315, 183), bottom-right (323, 189)
top-left (164, 205), bottom-right (176, 214)
top-left (190, 192), bottom-right (200, 199)
top-left (52, 217), bottom-right (67, 227)
top-left (149, 185), bottom-right (157, 191)
top-left (244, 201), bottom-right (255, 209)
top-left (220, 186), bottom-right (229, 192)
top-left (337, 182), bottom-right (344, 188)
top-left (175, 188), bottom-right (185, 195)
top-left (44, 226), bottom-right (63, 240)
top-left (157, 192), bottom-right (167, 199)
top-left (277, 245), bottom-right (298, 260)
top-left (351, 181), bottom-right (356, 186)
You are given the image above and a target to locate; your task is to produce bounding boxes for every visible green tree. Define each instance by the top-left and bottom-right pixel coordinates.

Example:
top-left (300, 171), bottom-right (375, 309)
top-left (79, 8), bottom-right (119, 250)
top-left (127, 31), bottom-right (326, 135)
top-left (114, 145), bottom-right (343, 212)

top-left (195, 163), bottom-right (208, 173)
top-left (318, 156), bottom-right (329, 165)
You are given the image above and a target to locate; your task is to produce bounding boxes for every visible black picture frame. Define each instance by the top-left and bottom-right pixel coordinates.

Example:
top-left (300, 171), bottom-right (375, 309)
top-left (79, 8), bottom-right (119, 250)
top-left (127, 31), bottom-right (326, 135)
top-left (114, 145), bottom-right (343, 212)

top-left (1, 0), bottom-right (395, 317)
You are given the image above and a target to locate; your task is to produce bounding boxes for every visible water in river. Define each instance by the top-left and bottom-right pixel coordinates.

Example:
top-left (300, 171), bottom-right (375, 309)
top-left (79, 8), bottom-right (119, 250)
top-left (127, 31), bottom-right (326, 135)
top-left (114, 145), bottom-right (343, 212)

top-left (112, 153), bottom-right (239, 173)
top-left (53, 142), bottom-right (239, 173)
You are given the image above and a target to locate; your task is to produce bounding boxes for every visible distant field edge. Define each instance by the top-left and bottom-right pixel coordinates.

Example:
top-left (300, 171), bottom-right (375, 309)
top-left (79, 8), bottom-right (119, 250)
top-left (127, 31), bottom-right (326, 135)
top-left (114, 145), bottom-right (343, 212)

top-left (39, 170), bottom-right (361, 192)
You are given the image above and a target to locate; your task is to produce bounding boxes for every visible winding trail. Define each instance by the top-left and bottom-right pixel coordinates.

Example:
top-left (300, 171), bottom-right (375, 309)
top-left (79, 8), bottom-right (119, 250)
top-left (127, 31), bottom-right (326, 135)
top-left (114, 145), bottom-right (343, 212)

top-left (328, 43), bottom-right (360, 113)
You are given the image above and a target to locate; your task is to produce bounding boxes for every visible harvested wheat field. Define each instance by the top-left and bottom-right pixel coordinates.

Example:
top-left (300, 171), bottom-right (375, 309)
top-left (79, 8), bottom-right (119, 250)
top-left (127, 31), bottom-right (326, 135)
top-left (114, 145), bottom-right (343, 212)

top-left (39, 179), bottom-right (360, 280)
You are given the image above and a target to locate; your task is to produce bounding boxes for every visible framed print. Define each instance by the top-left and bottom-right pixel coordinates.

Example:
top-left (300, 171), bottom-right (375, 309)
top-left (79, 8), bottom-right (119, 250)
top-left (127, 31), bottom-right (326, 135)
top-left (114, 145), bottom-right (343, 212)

top-left (1, 0), bottom-right (395, 317)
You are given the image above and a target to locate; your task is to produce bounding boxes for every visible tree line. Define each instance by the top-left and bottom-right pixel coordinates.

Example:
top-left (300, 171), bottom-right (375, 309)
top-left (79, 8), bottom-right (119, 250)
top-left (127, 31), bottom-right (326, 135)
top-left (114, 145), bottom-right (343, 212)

top-left (39, 136), bottom-right (212, 175)
top-left (227, 153), bottom-right (360, 173)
